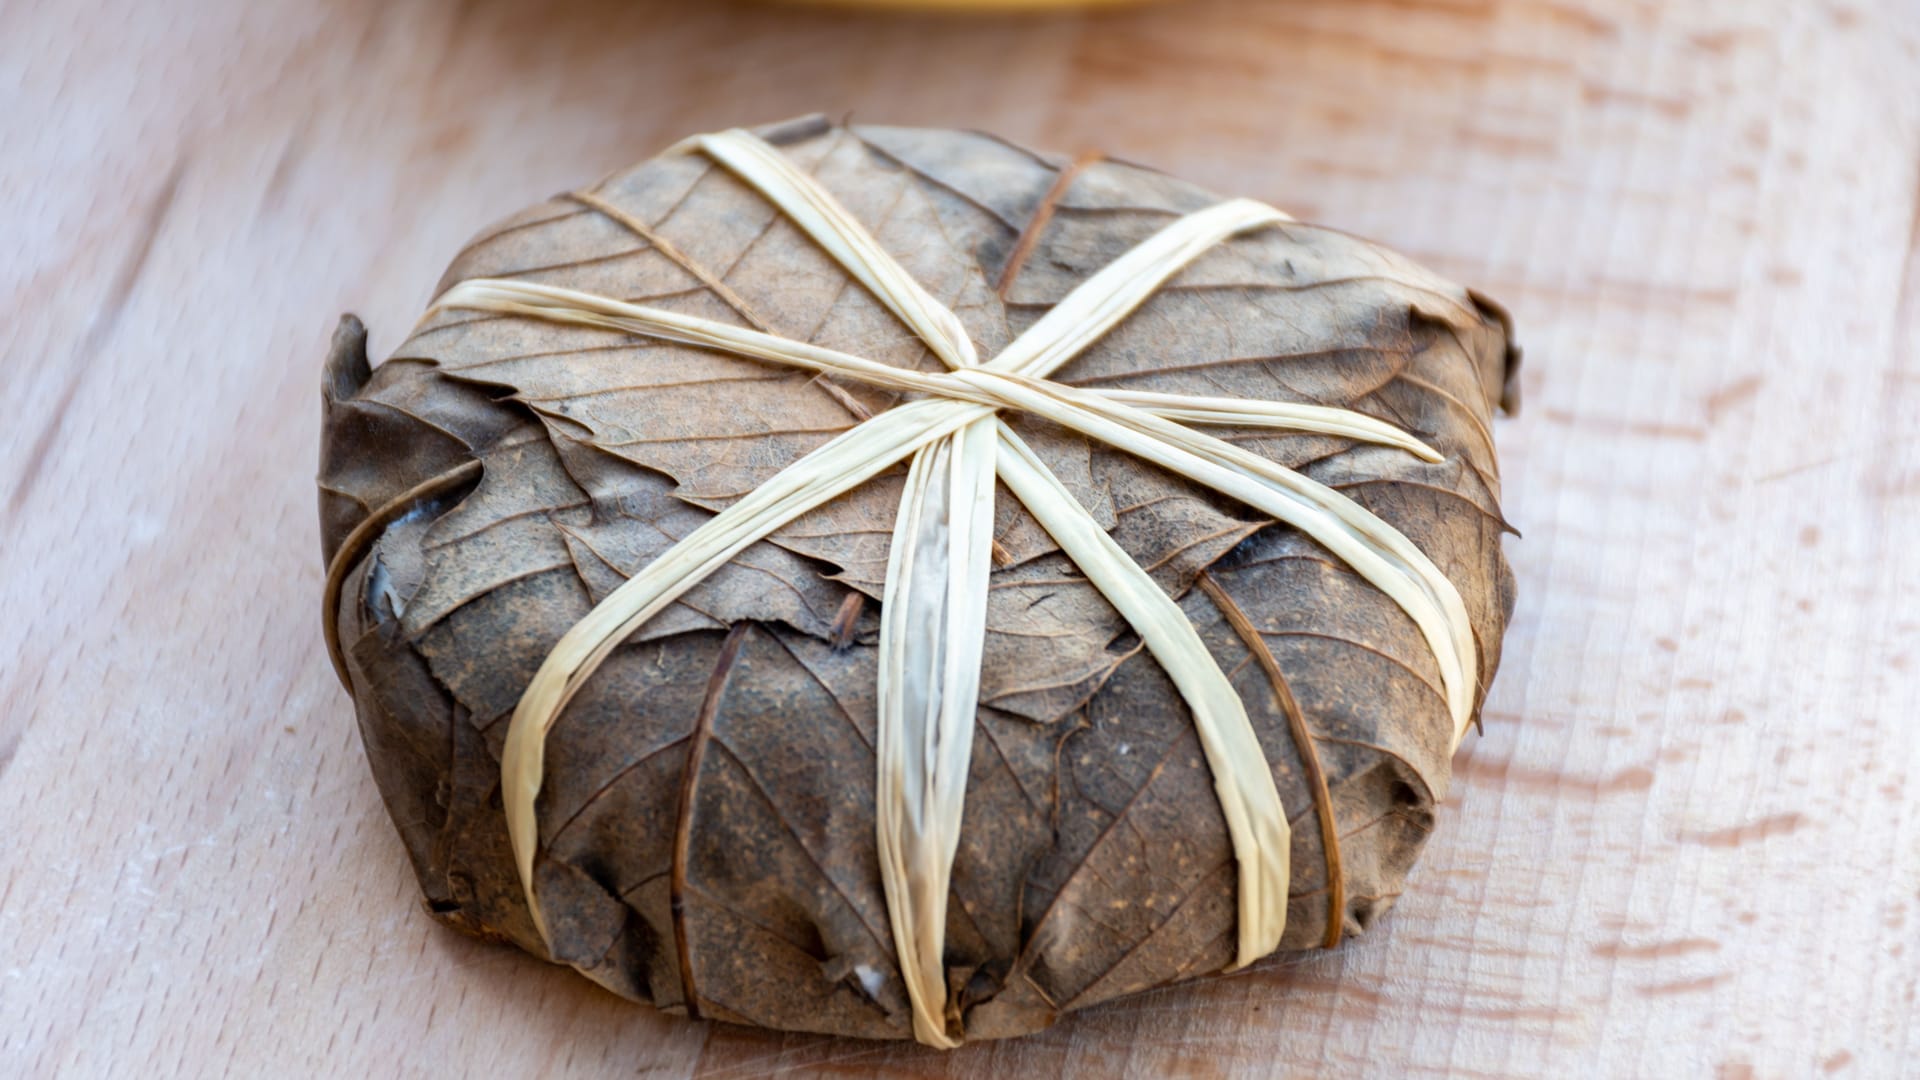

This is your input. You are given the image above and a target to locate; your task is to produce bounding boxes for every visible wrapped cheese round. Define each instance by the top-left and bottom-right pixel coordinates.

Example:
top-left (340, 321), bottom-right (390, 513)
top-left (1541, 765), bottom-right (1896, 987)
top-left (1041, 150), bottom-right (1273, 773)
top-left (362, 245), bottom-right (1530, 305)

top-left (318, 115), bottom-right (1518, 1043)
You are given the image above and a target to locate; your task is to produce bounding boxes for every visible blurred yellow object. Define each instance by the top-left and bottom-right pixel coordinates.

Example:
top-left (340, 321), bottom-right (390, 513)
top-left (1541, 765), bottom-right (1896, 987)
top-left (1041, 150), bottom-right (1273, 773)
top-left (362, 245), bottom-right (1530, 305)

top-left (769, 0), bottom-right (1152, 9)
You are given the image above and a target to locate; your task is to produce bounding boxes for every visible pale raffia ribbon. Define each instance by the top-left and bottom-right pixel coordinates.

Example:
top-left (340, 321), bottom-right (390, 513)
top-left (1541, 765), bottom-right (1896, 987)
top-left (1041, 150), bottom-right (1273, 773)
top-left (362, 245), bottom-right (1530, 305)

top-left (423, 129), bottom-right (1477, 1047)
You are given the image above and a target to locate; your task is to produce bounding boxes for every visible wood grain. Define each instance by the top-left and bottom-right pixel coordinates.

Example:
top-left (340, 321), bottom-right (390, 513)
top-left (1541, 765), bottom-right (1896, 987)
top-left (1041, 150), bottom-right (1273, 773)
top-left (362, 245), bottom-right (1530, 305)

top-left (3, 0), bottom-right (1916, 1075)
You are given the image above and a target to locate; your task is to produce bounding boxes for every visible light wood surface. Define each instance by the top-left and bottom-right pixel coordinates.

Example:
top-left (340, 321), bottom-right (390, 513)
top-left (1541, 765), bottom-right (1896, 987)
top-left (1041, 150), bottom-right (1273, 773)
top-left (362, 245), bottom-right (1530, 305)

top-left (5, 0), bottom-right (1917, 1075)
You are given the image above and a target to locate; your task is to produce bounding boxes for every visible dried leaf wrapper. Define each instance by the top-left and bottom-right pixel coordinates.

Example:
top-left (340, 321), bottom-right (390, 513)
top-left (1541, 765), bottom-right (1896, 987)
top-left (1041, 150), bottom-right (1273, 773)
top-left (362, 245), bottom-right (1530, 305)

top-left (319, 117), bottom-right (1518, 1044)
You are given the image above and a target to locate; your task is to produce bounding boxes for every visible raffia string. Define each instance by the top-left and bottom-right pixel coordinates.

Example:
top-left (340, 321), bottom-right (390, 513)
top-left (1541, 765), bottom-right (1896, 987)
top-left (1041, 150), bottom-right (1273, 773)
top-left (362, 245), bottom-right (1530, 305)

top-left (416, 129), bottom-right (1477, 1047)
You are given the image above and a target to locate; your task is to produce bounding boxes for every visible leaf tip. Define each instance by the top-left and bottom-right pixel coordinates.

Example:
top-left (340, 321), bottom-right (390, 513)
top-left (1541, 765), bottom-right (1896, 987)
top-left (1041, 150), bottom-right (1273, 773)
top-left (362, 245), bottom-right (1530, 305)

top-left (323, 314), bottom-right (371, 403)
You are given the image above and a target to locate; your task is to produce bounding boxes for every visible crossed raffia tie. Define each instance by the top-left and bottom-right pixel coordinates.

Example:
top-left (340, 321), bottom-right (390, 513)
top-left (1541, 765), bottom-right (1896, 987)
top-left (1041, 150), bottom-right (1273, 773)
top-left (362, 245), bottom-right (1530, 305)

top-left (422, 129), bottom-right (1477, 1047)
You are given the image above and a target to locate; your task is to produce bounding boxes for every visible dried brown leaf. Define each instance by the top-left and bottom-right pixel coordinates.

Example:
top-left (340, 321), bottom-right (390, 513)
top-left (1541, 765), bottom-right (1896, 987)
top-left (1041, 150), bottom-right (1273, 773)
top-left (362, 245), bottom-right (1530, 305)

top-left (320, 118), bottom-right (1517, 1042)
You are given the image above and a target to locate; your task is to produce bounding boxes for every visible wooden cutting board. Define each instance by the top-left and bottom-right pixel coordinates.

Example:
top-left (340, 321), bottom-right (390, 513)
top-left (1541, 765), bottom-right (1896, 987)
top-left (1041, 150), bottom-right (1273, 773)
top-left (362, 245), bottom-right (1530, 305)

top-left (3, 0), bottom-right (1916, 1075)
